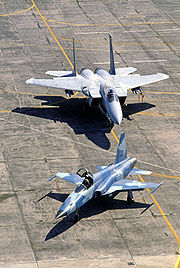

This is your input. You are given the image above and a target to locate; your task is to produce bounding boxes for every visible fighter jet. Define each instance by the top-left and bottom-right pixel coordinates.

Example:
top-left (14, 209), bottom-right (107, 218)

top-left (47, 133), bottom-right (162, 221)
top-left (26, 34), bottom-right (169, 125)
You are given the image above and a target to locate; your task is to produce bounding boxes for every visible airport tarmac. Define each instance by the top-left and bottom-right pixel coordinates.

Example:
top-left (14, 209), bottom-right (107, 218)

top-left (0, 0), bottom-right (180, 267)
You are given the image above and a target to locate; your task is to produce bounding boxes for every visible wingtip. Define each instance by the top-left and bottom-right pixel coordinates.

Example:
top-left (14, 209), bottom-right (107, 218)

top-left (26, 78), bottom-right (35, 84)
top-left (157, 73), bottom-right (169, 79)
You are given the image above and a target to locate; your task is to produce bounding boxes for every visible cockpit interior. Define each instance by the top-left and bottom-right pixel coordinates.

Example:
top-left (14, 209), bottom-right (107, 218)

top-left (106, 88), bottom-right (118, 103)
top-left (76, 168), bottom-right (94, 189)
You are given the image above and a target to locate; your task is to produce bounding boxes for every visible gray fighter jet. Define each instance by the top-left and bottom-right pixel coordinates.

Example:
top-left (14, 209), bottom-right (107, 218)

top-left (48, 133), bottom-right (162, 221)
top-left (26, 35), bottom-right (169, 125)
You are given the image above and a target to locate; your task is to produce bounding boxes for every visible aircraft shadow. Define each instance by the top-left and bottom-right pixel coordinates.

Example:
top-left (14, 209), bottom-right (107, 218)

top-left (12, 95), bottom-right (111, 150)
top-left (122, 102), bottom-right (156, 120)
top-left (45, 192), bottom-right (152, 241)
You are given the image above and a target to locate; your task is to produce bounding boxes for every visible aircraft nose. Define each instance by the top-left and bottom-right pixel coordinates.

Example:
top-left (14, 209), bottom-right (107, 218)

top-left (55, 209), bottom-right (67, 219)
top-left (106, 99), bottom-right (122, 125)
top-left (112, 111), bottom-right (122, 125)
top-left (110, 106), bottom-right (122, 125)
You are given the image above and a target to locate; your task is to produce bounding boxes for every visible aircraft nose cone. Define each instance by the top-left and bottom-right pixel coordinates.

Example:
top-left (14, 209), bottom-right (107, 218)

top-left (112, 112), bottom-right (122, 125)
top-left (107, 101), bottom-right (122, 125)
top-left (110, 108), bottom-right (122, 125)
top-left (55, 209), bottom-right (67, 219)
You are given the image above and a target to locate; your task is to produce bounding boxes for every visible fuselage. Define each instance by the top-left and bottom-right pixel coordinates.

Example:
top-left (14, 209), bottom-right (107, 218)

top-left (80, 68), bottom-right (125, 125)
top-left (56, 157), bottom-right (136, 219)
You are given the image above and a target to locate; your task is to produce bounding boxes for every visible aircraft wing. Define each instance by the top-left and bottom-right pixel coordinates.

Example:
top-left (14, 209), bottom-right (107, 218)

top-left (103, 179), bottom-right (159, 195)
top-left (115, 73), bottom-right (169, 89)
top-left (26, 76), bottom-right (88, 92)
top-left (47, 171), bottom-right (84, 185)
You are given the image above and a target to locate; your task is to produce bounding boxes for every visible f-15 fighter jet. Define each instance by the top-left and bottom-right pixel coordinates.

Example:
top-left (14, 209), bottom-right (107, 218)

top-left (48, 133), bottom-right (162, 221)
top-left (26, 35), bottom-right (169, 125)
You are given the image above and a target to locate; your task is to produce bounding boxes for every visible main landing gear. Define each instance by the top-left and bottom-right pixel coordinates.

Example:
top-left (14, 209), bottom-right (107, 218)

top-left (127, 190), bottom-right (134, 204)
top-left (74, 209), bottom-right (80, 222)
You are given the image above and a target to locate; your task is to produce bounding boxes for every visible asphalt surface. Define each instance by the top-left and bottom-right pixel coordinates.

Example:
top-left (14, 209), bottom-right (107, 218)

top-left (0, 0), bottom-right (180, 267)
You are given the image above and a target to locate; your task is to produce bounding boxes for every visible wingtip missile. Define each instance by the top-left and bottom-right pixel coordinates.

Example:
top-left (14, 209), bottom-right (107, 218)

top-left (150, 182), bottom-right (163, 194)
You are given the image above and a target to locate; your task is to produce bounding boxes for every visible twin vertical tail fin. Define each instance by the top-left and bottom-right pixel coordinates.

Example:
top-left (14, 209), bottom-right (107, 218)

top-left (115, 132), bottom-right (127, 164)
top-left (72, 38), bottom-right (77, 76)
top-left (109, 34), bottom-right (116, 75)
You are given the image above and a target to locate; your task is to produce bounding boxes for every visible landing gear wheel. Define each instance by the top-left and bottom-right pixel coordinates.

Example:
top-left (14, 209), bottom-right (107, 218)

top-left (127, 190), bottom-right (134, 204)
top-left (74, 210), bottom-right (79, 222)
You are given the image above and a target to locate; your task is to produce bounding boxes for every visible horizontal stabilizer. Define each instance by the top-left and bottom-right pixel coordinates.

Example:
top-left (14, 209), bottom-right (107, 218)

top-left (96, 166), bottom-right (107, 170)
top-left (103, 179), bottom-right (159, 195)
top-left (45, 71), bottom-right (74, 77)
top-left (129, 168), bottom-right (152, 176)
top-left (47, 171), bottom-right (83, 185)
top-left (116, 67), bottom-right (137, 76)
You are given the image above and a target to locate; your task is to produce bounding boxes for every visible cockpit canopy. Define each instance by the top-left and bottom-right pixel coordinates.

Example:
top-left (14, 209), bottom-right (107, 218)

top-left (106, 88), bottom-right (118, 103)
top-left (76, 168), bottom-right (94, 189)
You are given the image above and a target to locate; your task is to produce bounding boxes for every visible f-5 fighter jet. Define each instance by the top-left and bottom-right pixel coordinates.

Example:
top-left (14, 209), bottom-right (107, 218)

top-left (48, 133), bottom-right (162, 220)
top-left (26, 35), bottom-right (169, 125)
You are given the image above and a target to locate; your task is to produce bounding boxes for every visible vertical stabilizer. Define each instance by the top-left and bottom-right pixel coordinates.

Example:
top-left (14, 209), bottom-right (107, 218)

top-left (72, 38), bottom-right (77, 76)
top-left (115, 132), bottom-right (127, 164)
top-left (109, 34), bottom-right (116, 75)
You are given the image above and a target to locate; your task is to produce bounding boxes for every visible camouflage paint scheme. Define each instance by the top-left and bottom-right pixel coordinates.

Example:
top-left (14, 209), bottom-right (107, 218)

top-left (48, 133), bottom-right (162, 219)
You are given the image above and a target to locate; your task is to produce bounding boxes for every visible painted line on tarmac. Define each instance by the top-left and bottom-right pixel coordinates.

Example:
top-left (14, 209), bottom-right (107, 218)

top-left (145, 91), bottom-right (180, 95)
top-left (0, 3), bottom-right (35, 16)
top-left (0, 89), bottom-right (65, 97)
top-left (135, 112), bottom-right (180, 116)
top-left (151, 173), bottom-right (180, 180)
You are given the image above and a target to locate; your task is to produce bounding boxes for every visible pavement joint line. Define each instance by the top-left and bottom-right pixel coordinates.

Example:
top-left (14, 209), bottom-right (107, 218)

top-left (55, 36), bottom-right (180, 46)
top-left (0, 117), bottom-right (114, 154)
top-left (30, 0), bottom-right (74, 70)
top-left (45, 17), bottom-right (180, 27)
top-left (0, 40), bottom-right (171, 52)
top-left (138, 159), bottom-right (180, 175)
top-left (0, 3), bottom-right (35, 16)
top-left (110, 128), bottom-right (180, 259)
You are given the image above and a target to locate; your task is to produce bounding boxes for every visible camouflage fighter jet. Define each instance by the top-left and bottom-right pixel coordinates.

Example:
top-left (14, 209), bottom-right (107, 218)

top-left (48, 133), bottom-right (162, 221)
top-left (26, 35), bottom-right (169, 125)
